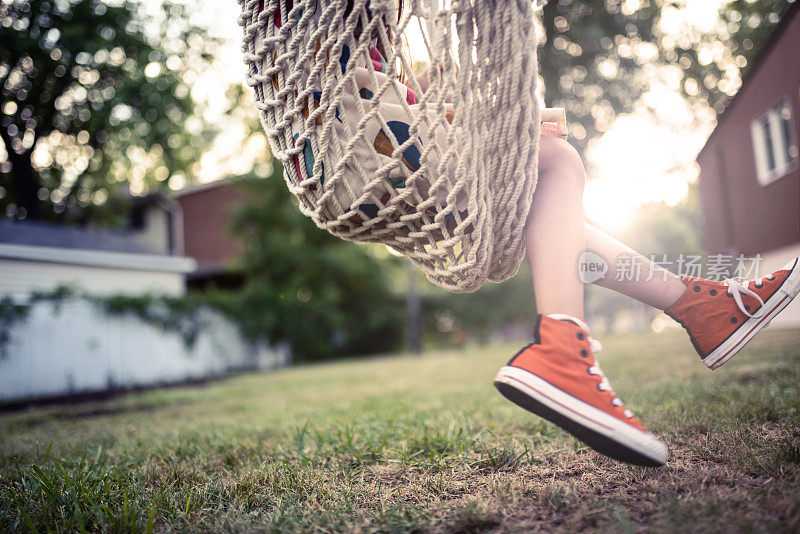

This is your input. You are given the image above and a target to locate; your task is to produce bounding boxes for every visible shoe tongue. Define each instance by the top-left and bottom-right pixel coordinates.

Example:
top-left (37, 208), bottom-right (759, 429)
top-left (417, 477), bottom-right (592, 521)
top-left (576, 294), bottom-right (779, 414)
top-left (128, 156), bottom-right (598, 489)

top-left (546, 313), bottom-right (590, 332)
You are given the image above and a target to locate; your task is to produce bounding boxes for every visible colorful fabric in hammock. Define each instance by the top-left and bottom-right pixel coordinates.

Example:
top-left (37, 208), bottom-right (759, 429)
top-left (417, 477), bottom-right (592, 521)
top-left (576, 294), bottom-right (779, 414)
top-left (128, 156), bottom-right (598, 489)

top-left (263, 0), bottom-right (558, 230)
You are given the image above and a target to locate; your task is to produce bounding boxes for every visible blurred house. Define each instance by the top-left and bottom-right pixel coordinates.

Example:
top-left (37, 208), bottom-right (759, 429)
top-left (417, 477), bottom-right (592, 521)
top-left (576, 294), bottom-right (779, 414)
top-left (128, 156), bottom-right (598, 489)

top-left (0, 186), bottom-right (286, 404)
top-left (0, 197), bottom-right (195, 299)
top-left (695, 4), bottom-right (799, 327)
top-left (173, 178), bottom-right (246, 289)
top-left (0, 178), bottom-right (249, 300)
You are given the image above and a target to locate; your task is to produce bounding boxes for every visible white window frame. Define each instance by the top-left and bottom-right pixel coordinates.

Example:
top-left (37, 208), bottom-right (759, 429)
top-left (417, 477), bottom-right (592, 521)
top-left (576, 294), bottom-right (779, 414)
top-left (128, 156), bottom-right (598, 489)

top-left (750, 95), bottom-right (799, 186)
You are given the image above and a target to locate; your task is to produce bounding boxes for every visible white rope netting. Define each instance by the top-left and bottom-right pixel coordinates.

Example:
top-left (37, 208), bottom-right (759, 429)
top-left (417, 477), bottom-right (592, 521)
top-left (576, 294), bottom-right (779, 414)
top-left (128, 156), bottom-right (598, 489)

top-left (239, 0), bottom-right (548, 292)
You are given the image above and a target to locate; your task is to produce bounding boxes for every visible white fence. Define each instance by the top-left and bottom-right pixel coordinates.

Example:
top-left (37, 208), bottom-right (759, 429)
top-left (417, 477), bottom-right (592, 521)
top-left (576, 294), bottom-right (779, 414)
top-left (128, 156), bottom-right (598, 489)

top-left (0, 298), bottom-right (289, 402)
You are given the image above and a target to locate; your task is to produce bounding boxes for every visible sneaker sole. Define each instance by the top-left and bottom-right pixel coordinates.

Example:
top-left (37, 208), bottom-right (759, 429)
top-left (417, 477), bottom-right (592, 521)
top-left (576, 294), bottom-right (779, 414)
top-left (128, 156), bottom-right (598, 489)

top-left (704, 258), bottom-right (800, 370)
top-left (494, 366), bottom-right (668, 467)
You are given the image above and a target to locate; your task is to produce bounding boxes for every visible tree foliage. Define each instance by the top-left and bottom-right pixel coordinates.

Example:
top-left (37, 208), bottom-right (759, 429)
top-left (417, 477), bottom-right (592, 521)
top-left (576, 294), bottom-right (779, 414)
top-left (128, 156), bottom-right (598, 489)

top-left (667, 0), bottom-right (794, 115)
top-left (422, 266), bottom-right (537, 346)
top-left (226, 171), bottom-right (405, 362)
top-left (539, 0), bottom-right (795, 156)
top-left (0, 0), bottom-right (215, 223)
top-left (540, 0), bottom-right (657, 154)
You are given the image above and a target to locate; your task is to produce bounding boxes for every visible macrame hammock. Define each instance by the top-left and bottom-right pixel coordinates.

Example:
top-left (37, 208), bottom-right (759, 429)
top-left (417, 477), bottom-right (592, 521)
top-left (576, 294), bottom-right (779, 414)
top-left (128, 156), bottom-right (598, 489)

top-left (238, 0), bottom-right (566, 292)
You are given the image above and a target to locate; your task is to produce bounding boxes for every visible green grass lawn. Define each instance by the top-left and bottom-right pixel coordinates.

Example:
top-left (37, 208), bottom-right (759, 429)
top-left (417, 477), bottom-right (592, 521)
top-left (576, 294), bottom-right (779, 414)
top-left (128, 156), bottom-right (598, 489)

top-left (1, 328), bottom-right (799, 532)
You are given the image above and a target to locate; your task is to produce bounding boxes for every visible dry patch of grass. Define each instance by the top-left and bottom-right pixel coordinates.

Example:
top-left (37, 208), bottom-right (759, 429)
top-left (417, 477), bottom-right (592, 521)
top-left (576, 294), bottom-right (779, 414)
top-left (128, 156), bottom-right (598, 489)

top-left (1, 329), bottom-right (798, 532)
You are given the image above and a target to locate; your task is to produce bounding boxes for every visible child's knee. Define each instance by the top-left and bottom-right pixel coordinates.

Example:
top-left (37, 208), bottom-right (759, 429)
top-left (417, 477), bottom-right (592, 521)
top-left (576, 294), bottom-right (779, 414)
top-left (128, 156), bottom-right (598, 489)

top-left (537, 136), bottom-right (585, 188)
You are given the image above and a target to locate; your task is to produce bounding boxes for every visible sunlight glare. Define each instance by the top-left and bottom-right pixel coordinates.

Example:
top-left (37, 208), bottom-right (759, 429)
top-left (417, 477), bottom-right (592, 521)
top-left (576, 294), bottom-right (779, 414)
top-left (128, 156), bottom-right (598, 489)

top-left (585, 105), bottom-right (705, 233)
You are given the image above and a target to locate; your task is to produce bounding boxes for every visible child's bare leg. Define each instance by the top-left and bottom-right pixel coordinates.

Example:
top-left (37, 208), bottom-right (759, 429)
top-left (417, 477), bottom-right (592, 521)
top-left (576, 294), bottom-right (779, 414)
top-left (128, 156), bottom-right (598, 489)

top-left (526, 136), bottom-right (586, 319)
top-left (527, 137), bottom-right (686, 317)
top-left (585, 223), bottom-right (686, 310)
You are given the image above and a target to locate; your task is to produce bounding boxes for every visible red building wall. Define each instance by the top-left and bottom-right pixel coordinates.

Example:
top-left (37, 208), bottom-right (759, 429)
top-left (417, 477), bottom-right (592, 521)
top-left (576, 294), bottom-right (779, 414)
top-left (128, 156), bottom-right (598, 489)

top-left (176, 182), bottom-right (245, 274)
top-left (696, 8), bottom-right (800, 255)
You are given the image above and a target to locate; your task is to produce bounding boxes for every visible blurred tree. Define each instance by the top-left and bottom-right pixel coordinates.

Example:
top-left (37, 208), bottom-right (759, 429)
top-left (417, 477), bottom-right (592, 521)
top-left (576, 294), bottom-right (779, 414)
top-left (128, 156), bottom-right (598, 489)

top-left (0, 0), bottom-right (215, 224)
top-left (540, 0), bottom-right (659, 155)
top-left (421, 265), bottom-right (537, 346)
top-left (663, 0), bottom-right (795, 116)
top-left (540, 0), bottom-right (795, 156)
top-left (226, 170), bottom-right (405, 362)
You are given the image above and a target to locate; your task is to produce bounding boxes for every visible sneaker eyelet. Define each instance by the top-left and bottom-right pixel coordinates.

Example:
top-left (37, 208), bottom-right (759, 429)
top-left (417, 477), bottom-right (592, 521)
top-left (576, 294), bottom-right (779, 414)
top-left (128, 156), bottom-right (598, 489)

top-left (755, 282), bottom-right (763, 289)
top-left (768, 275), bottom-right (775, 280)
top-left (726, 292), bottom-right (733, 297)
top-left (709, 289), bottom-right (717, 296)
top-left (693, 285), bottom-right (701, 292)
top-left (580, 349), bottom-right (588, 357)
top-left (730, 317), bottom-right (738, 324)
top-left (745, 305), bottom-right (751, 311)
top-left (576, 333), bottom-right (585, 340)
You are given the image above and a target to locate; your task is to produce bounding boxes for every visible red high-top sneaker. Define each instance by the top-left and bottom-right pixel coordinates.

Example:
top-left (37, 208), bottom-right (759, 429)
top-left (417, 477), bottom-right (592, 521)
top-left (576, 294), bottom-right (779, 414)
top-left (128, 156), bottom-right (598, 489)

top-left (666, 258), bottom-right (800, 370)
top-left (494, 314), bottom-right (668, 467)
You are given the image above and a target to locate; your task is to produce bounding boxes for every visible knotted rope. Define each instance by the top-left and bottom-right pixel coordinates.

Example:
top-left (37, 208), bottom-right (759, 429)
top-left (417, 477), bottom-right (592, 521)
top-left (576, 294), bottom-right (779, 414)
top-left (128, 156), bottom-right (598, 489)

top-left (239, 0), bottom-right (543, 292)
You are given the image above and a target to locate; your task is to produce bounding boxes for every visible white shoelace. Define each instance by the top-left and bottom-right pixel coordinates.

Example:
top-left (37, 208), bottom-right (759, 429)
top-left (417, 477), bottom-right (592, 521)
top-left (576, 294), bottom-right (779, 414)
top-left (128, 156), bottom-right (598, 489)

top-left (587, 364), bottom-right (634, 419)
top-left (722, 274), bottom-right (775, 318)
top-left (547, 314), bottom-right (634, 419)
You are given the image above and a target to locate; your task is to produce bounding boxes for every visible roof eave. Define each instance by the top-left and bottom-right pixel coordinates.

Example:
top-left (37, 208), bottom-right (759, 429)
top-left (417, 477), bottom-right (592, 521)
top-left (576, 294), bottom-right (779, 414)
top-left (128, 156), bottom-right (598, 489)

top-left (0, 243), bottom-right (197, 273)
